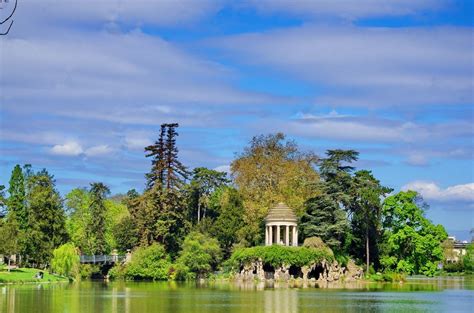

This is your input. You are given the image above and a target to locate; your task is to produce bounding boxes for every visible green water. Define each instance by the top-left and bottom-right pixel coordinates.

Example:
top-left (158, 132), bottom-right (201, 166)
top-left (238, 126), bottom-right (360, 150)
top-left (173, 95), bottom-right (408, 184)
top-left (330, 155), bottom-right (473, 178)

top-left (1, 277), bottom-right (473, 312)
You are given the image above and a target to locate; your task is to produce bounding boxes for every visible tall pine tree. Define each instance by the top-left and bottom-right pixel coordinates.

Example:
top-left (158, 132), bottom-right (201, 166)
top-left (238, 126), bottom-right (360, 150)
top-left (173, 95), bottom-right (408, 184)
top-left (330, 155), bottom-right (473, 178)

top-left (89, 182), bottom-right (110, 254)
top-left (7, 165), bottom-right (27, 229)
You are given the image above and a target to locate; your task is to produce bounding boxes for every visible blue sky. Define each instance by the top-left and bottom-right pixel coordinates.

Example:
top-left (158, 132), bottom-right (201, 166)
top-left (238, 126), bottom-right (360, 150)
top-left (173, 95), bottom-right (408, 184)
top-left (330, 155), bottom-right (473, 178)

top-left (0, 0), bottom-right (473, 239)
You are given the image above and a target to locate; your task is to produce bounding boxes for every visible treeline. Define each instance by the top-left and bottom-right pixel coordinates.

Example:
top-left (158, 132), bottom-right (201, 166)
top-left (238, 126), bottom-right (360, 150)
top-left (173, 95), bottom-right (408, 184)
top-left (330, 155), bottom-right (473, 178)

top-left (0, 124), bottom-right (460, 278)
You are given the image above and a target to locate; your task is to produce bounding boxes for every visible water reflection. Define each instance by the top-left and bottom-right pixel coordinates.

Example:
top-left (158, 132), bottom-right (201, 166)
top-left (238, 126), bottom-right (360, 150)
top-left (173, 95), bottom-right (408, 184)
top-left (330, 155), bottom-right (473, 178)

top-left (0, 277), bottom-right (473, 313)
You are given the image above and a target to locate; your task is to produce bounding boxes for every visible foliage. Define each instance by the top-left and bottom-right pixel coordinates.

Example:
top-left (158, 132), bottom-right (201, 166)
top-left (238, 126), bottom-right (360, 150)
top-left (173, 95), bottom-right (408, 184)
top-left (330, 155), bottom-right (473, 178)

top-left (121, 244), bottom-right (172, 280)
top-left (349, 170), bottom-right (392, 272)
top-left (7, 165), bottom-right (27, 230)
top-left (0, 214), bottom-right (21, 270)
top-left (145, 123), bottom-right (188, 190)
top-left (113, 216), bottom-right (138, 252)
top-left (229, 245), bottom-right (334, 268)
top-left (303, 236), bottom-right (330, 250)
top-left (78, 264), bottom-right (101, 279)
top-left (51, 243), bottom-right (80, 278)
top-left (175, 231), bottom-right (221, 279)
top-left (24, 170), bottom-right (68, 266)
top-left (88, 182), bottom-right (110, 254)
top-left (231, 133), bottom-right (319, 245)
top-left (299, 194), bottom-right (349, 253)
top-left (187, 167), bottom-right (229, 224)
top-left (380, 191), bottom-right (447, 276)
top-left (0, 185), bottom-right (6, 216)
top-left (210, 187), bottom-right (246, 257)
top-left (443, 262), bottom-right (465, 273)
top-left (464, 243), bottom-right (474, 272)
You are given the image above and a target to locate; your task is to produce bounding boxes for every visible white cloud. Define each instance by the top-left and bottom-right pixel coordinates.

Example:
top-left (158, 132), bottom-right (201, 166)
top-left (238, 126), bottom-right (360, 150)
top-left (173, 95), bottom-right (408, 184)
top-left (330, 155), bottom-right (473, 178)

top-left (50, 141), bottom-right (83, 156)
top-left (124, 132), bottom-right (153, 150)
top-left (85, 145), bottom-right (113, 156)
top-left (402, 181), bottom-right (474, 202)
top-left (214, 165), bottom-right (231, 174)
top-left (247, 0), bottom-right (444, 20)
top-left (212, 25), bottom-right (473, 108)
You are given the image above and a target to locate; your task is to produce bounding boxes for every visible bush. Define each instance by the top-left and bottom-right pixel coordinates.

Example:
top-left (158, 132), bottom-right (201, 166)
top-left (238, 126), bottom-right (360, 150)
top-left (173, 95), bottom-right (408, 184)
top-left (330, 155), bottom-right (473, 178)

top-left (51, 243), bottom-right (80, 278)
top-left (229, 245), bottom-right (334, 269)
top-left (443, 262), bottom-right (464, 273)
top-left (175, 231), bottom-right (221, 280)
top-left (303, 237), bottom-right (329, 250)
top-left (122, 244), bottom-right (172, 280)
top-left (79, 264), bottom-right (101, 279)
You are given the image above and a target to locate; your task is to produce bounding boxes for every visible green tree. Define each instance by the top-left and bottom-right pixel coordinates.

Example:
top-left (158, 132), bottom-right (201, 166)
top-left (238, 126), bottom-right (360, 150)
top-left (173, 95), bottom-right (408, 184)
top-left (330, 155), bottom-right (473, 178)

top-left (7, 165), bottom-right (27, 231)
top-left (145, 123), bottom-right (188, 190)
top-left (231, 133), bottom-right (319, 245)
top-left (350, 170), bottom-right (392, 273)
top-left (89, 182), bottom-right (110, 254)
top-left (121, 243), bottom-right (172, 280)
top-left (25, 170), bottom-right (68, 266)
top-left (381, 191), bottom-right (447, 276)
top-left (0, 214), bottom-right (21, 271)
top-left (0, 185), bottom-right (6, 216)
top-left (65, 188), bottom-right (94, 254)
top-left (51, 243), bottom-right (80, 278)
top-left (210, 187), bottom-right (245, 257)
top-left (299, 194), bottom-right (349, 253)
top-left (463, 243), bottom-right (474, 272)
top-left (175, 231), bottom-right (221, 279)
top-left (113, 216), bottom-right (138, 252)
top-left (188, 167), bottom-right (229, 223)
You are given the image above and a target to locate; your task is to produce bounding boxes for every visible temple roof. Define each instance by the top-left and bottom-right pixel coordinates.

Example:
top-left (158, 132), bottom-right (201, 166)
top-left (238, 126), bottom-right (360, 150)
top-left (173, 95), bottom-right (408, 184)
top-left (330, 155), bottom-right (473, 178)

top-left (265, 202), bottom-right (297, 223)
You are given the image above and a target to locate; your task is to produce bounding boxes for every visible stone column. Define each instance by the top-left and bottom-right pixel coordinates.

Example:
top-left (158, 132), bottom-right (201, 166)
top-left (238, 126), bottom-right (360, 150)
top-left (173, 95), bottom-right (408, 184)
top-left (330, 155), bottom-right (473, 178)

top-left (269, 226), bottom-right (273, 245)
top-left (295, 229), bottom-right (298, 247)
top-left (292, 226), bottom-right (297, 246)
top-left (276, 226), bottom-right (281, 245)
top-left (285, 225), bottom-right (290, 246)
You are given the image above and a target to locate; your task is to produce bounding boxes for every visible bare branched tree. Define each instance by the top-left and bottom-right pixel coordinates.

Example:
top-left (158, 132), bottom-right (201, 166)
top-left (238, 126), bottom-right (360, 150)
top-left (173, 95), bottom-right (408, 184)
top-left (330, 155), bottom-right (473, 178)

top-left (0, 0), bottom-right (18, 36)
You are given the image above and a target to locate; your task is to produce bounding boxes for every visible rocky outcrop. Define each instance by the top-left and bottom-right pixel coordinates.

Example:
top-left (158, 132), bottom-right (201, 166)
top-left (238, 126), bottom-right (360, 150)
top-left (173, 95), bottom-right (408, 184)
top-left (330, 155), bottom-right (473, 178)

top-left (236, 259), bottom-right (363, 283)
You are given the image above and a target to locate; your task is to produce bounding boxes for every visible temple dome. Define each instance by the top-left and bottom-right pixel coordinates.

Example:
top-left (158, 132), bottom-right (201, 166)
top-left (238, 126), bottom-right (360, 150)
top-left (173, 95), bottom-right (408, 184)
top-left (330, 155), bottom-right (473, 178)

top-left (265, 202), bottom-right (297, 223)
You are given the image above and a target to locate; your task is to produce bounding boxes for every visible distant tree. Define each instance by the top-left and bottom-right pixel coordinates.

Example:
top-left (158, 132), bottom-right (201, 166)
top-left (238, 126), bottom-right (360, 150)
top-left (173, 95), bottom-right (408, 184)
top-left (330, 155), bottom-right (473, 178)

top-left (25, 170), bottom-right (68, 266)
top-left (350, 170), bottom-right (392, 273)
top-left (231, 133), bottom-right (319, 245)
top-left (89, 182), bottom-right (110, 254)
top-left (381, 191), bottom-right (447, 276)
top-left (188, 167), bottom-right (229, 223)
top-left (464, 243), bottom-right (474, 272)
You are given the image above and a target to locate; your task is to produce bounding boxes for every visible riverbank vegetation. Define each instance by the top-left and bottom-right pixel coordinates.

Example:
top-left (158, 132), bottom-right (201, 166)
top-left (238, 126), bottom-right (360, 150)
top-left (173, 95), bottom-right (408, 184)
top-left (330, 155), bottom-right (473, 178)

top-left (0, 124), bottom-right (468, 282)
top-left (0, 266), bottom-right (67, 284)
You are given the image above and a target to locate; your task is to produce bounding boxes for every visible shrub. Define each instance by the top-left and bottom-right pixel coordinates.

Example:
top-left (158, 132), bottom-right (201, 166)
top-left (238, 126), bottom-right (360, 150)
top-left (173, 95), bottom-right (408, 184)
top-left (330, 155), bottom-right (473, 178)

top-left (443, 262), bottom-right (464, 273)
top-left (229, 245), bottom-right (334, 269)
top-left (303, 237), bottom-right (329, 250)
top-left (51, 243), bottom-right (80, 278)
top-left (123, 244), bottom-right (172, 280)
top-left (175, 231), bottom-right (221, 280)
top-left (79, 264), bottom-right (101, 279)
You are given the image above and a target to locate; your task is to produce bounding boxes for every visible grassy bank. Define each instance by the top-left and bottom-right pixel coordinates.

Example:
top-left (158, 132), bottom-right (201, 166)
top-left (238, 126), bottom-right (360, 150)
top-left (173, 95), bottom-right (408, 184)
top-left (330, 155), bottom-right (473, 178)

top-left (0, 267), bottom-right (68, 284)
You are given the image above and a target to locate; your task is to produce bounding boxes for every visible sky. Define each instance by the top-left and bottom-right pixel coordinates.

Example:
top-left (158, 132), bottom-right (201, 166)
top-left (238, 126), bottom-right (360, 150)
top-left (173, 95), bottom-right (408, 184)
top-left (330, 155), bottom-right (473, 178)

top-left (0, 0), bottom-right (473, 240)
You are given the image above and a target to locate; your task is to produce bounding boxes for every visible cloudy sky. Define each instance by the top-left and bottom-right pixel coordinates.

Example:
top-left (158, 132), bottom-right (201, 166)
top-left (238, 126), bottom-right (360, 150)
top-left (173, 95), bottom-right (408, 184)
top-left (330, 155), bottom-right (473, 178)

top-left (0, 0), bottom-right (472, 239)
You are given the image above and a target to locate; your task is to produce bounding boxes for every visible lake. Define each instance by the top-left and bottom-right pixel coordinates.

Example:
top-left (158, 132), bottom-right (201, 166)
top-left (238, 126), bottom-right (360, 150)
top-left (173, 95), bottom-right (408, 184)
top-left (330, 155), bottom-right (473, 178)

top-left (1, 277), bottom-right (473, 312)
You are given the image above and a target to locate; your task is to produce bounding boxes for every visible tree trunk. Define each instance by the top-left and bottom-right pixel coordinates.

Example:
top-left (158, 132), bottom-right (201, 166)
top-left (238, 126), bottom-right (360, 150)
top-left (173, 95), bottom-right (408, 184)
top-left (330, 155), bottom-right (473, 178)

top-left (366, 227), bottom-right (370, 274)
top-left (197, 202), bottom-right (201, 223)
top-left (8, 256), bottom-right (11, 272)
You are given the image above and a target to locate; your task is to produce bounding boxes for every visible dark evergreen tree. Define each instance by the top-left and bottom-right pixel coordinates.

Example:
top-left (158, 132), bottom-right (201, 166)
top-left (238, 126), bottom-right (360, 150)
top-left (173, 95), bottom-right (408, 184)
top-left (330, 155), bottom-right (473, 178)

top-left (89, 182), bottom-right (110, 254)
top-left (145, 125), bottom-right (166, 189)
top-left (0, 185), bottom-right (6, 216)
top-left (7, 164), bottom-right (27, 230)
top-left (299, 194), bottom-right (349, 253)
top-left (25, 170), bottom-right (68, 265)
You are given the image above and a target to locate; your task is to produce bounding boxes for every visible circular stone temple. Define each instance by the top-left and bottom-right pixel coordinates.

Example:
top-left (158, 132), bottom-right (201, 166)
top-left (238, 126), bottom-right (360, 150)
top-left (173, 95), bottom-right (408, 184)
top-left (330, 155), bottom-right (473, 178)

top-left (264, 202), bottom-right (298, 246)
